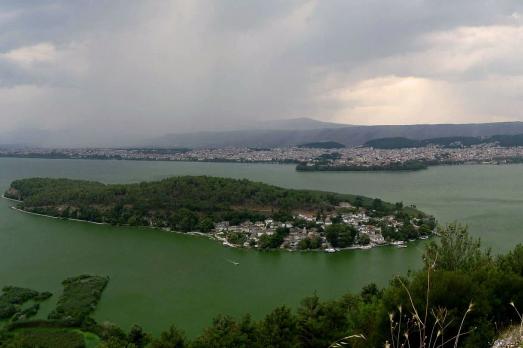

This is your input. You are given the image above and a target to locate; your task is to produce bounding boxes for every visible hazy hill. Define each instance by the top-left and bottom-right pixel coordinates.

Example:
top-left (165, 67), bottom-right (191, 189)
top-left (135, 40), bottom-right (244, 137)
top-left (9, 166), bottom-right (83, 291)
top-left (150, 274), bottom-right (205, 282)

top-left (297, 141), bottom-right (346, 149)
top-left (151, 120), bottom-right (523, 148)
top-left (250, 117), bottom-right (350, 130)
top-left (364, 134), bottom-right (523, 149)
top-left (6, 118), bottom-right (523, 149)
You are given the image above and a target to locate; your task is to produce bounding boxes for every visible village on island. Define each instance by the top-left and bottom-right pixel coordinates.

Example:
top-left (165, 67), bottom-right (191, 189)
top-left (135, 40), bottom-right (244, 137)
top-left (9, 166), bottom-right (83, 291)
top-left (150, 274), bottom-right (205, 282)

top-left (4, 177), bottom-right (436, 254)
top-left (202, 201), bottom-right (435, 252)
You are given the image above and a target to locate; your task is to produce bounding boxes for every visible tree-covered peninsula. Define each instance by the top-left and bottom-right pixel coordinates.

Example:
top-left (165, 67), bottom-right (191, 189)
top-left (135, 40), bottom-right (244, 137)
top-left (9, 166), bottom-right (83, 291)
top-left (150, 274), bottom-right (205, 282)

top-left (5, 176), bottom-right (434, 251)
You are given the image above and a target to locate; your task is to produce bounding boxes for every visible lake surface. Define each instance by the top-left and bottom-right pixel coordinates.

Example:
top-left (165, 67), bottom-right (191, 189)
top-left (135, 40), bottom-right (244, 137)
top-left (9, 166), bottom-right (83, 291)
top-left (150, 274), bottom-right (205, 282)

top-left (1, 158), bottom-right (522, 336)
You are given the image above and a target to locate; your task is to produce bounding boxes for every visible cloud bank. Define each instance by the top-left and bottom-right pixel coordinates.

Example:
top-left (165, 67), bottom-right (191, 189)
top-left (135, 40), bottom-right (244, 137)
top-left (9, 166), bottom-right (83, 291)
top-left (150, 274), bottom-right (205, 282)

top-left (0, 0), bottom-right (522, 146)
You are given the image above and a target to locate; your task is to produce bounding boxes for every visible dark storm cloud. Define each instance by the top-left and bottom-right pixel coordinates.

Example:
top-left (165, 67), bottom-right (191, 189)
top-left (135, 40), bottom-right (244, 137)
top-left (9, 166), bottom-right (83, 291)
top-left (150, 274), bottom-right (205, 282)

top-left (1, 0), bottom-right (523, 146)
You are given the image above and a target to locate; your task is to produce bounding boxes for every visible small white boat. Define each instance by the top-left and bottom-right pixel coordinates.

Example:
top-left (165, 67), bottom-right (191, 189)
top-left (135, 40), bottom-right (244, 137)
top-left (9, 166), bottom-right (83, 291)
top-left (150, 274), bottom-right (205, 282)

top-left (325, 248), bottom-right (336, 253)
top-left (420, 236), bottom-right (429, 240)
top-left (226, 259), bottom-right (239, 266)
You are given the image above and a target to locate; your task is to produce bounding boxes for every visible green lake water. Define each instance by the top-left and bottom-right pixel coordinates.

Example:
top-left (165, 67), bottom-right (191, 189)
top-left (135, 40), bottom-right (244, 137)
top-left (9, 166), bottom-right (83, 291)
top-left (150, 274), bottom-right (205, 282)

top-left (0, 158), bottom-right (522, 336)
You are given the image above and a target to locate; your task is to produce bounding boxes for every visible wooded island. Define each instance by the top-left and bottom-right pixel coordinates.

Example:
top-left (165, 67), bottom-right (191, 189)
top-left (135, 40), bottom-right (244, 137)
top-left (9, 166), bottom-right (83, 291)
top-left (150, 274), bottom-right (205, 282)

top-left (5, 176), bottom-right (435, 251)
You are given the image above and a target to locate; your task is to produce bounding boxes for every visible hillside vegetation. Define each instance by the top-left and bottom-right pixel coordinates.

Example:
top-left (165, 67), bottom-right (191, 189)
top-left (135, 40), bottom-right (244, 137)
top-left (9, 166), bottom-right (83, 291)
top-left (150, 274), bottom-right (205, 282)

top-left (364, 134), bottom-right (523, 149)
top-left (297, 141), bottom-right (345, 149)
top-left (150, 121), bottom-right (523, 148)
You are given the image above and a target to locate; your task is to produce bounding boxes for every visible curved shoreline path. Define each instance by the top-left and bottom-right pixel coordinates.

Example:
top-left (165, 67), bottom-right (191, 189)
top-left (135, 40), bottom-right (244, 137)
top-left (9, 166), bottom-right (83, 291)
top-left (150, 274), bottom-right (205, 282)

top-left (1, 158), bottom-right (522, 336)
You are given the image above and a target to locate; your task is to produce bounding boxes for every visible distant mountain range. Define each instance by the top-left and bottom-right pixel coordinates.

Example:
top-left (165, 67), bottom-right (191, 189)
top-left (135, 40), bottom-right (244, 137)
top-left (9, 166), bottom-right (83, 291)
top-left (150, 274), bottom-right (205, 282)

top-left (0, 118), bottom-right (346, 148)
top-left (5, 118), bottom-right (523, 148)
top-left (0, 128), bottom-right (142, 148)
top-left (150, 119), bottom-right (523, 148)
top-left (249, 117), bottom-right (351, 131)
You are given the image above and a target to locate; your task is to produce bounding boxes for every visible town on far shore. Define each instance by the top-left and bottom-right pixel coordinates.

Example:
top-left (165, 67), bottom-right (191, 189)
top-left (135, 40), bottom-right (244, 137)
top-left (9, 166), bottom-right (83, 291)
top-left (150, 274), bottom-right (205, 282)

top-left (3, 136), bottom-right (523, 172)
top-left (202, 200), bottom-right (436, 252)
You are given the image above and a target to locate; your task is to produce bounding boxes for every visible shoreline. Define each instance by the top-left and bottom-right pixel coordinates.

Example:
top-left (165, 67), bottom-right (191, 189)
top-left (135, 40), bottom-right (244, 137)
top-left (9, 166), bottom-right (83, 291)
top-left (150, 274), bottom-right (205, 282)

top-left (1, 194), bottom-right (22, 203)
top-left (0, 155), bottom-right (297, 165)
top-left (2, 195), bottom-right (432, 252)
top-left (295, 160), bottom-right (522, 173)
top-left (1, 155), bottom-right (522, 172)
top-left (3, 197), bottom-right (224, 239)
top-left (9, 206), bottom-right (107, 225)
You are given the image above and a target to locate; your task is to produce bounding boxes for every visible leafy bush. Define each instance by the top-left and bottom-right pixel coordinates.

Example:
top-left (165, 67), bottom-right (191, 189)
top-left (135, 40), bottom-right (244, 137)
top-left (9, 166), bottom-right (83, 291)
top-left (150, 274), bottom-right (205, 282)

top-left (258, 227), bottom-right (289, 250)
top-left (297, 236), bottom-right (322, 250)
top-left (325, 224), bottom-right (357, 247)
top-left (226, 232), bottom-right (248, 246)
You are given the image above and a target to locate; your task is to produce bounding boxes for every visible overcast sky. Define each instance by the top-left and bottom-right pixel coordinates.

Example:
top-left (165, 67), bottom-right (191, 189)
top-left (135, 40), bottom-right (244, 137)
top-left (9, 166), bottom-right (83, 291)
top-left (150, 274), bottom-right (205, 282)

top-left (1, 0), bottom-right (523, 145)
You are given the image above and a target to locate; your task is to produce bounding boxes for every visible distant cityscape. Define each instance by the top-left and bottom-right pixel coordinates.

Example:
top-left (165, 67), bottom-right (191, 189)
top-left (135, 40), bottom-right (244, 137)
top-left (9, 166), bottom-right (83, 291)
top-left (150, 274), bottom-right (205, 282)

top-left (2, 143), bottom-right (523, 170)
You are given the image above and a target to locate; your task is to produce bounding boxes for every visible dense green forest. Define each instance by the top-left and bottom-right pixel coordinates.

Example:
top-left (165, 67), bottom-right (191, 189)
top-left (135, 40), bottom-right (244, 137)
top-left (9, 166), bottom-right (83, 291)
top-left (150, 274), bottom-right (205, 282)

top-left (364, 134), bottom-right (523, 149)
top-left (1, 224), bottom-right (522, 347)
top-left (5, 176), bottom-right (413, 232)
